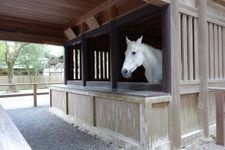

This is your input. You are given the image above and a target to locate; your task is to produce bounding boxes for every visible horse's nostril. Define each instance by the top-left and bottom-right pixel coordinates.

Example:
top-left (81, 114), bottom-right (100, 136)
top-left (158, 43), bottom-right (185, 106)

top-left (122, 69), bottom-right (128, 74)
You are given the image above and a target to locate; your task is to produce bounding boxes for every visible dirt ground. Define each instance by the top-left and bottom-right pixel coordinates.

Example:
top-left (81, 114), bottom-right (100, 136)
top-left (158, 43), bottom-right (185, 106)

top-left (182, 135), bottom-right (225, 150)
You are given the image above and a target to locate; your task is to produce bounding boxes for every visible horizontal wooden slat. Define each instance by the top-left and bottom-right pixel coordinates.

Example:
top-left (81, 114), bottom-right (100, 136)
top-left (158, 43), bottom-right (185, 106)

top-left (0, 31), bottom-right (63, 45)
top-left (0, 92), bottom-right (49, 98)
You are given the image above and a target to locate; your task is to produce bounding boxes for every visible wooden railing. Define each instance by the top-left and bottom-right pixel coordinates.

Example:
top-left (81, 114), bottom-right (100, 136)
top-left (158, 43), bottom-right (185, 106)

top-left (0, 82), bottom-right (62, 107)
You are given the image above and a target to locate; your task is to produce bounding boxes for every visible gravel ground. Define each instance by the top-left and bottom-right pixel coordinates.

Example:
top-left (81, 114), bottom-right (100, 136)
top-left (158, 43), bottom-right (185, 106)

top-left (7, 105), bottom-right (225, 150)
top-left (7, 106), bottom-right (115, 150)
top-left (182, 136), bottom-right (225, 150)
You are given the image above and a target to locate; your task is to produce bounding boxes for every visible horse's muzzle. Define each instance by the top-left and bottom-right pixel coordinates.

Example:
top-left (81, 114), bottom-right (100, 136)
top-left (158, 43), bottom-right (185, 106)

top-left (121, 69), bottom-right (132, 79)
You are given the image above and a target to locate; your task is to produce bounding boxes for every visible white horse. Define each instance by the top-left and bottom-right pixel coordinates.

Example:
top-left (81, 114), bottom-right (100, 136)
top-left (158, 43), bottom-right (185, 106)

top-left (121, 36), bottom-right (162, 84)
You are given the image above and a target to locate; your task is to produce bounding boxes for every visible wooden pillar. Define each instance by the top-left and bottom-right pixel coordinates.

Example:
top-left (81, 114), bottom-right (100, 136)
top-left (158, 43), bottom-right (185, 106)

top-left (170, 0), bottom-right (182, 148)
top-left (33, 84), bottom-right (37, 107)
top-left (197, 0), bottom-right (209, 137)
top-left (110, 21), bottom-right (119, 88)
top-left (81, 36), bottom-right (89, 86)
top-left (64, 46), bottom-right (73, 84)
top-left (162, 5), bottom-right (171, 93)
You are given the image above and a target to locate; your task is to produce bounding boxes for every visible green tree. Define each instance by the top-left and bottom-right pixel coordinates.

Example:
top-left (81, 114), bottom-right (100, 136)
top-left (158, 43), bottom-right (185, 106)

top-left (17, 44), bottom-right (49, 81)
top-left (4, 42), bottom-right (28, 92)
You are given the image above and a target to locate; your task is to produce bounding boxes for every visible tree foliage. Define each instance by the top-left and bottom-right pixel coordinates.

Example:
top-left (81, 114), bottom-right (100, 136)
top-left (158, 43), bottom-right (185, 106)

top-left (17, 44), bottom-right (50, 76)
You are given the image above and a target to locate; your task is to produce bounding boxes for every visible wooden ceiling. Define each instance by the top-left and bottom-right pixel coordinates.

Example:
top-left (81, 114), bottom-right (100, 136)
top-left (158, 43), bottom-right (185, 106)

top-left (0, 0), bottom-right (106, 45)
top-left (0, 0), bottom-right (168, 45)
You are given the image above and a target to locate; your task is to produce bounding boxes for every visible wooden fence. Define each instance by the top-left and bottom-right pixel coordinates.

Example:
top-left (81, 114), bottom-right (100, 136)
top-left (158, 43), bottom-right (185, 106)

top-left (0, 82), bottom-right (62, 107)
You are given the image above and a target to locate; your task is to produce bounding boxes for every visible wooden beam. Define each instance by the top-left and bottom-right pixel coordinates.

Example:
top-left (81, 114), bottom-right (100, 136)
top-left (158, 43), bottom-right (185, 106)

top-left (162, 5), bottom-right (171, 93)
top-left (197, 0), bottom-right (209, 137)
top-left (169, 0), bottom-right (182, 148)
top-left (108, 6), bottom-right (118, 20)
top-left (143, 0), bottom-right (168, 6)
top-left (0, 31), bottom-right (63, 45)
top-left (79, 23), bottom-right (88, 34)
top-left (81, 36), bottom-right (89, 86)
top-left (110, 21), bottom-right (119, 88)
top-left (67, 0), bottom-right (121, 28)
top-left (64, 28), bottom-right (76, 40)
top-left (64, 46), bottom-right (73, 84)
top-left (213, 0), bottom-right (225, 6)
top-left (85, 17), bottom-right (100, 30)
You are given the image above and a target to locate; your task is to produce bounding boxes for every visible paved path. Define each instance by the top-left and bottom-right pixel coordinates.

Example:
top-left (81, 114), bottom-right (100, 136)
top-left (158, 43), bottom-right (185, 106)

top-left (7, 106), bottom-right (115, 150)
top-left (0, 94), bottom-right (49, 110)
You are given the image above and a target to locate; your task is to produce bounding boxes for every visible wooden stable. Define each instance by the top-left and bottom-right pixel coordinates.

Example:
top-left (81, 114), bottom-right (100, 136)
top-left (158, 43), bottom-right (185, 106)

top-left (1, 0), bottom-right (225, 149)
top-left (50, 0), bottom-right (225, 149)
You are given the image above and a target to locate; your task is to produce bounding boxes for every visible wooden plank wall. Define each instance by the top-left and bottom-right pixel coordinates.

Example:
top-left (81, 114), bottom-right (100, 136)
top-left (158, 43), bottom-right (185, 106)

top-left (177, 0), bottom-right (225, 147)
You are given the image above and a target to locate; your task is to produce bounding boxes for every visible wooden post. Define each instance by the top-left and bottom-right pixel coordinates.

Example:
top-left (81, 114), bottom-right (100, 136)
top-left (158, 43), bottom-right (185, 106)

top-left (64, 46), bottom-right (73, 84)
top-left (216, 92), bottom-right (225, 146)
top-left (161, 5), bottom-right (171, 93)
top-left (81, 36), bottom-right (89, 86)
top-left (170, 0), bottom-right (182, 148)
top-left (33, 84), bottom-right (37, 107)
top-left (50, 89), bottom-right (52, 107)
top-left (110, 21), bottom-right (119, 88)
top-left (197, 0), bottom-right (209, 137)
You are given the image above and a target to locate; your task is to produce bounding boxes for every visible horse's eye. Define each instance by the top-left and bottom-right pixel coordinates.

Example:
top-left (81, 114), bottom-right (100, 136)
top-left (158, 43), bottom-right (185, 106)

top-left (132, 51), bottom-right (136, 55)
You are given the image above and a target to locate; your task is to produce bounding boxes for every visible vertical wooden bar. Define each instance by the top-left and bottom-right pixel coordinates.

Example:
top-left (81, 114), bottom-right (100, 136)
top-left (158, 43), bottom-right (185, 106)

top-left (188, 16), bottom-right (194, 81)
top-left (223, 27), bottom-right (225, 79)
top-left (162, 4), bottom-right (171, 93)
top-left (107, 52), bottom-right (110, 79)
top-left (65, 92), bottom-right (69, 114)
top-left (110, 21), bottom-right (119, 88)
top-left (79, 49), bottom-right (82, 79)
top-left (209, 23), bottom-right (214, 80)
top-left (197, 0), bottom-right (209, 137)
top-left (98, 51), bottom-right (101, 79)
top-left (181, 14), bottom-right (188, 81)
top-left (64, 46), bottom-right (73, 84)
top-left (100, 51), bottom-right (104, 79)
top-left (214, 24), bottom-right (219, 80)
top-left (81, 36), bottom-right (88, 86)
top-left (73, 49), bottom-right (77, 79)
top-left (96, 51), bottom-right (99, 80)
top-left (93, 97), bottom-right (96, 126)
top-left (170, 0), bottom-right (182, 148)
top-left (102, 51), bottom-right (104, 79)
top-left (50, 89), bottom-right (52, 107)
top-left (216, 92), bottom-right (225, 146)
top-left (33, 84), bottom-right (37, 107)
top-left (194, 18), bottom-right (199, 80)
top-left (218, 26), bottom-right (223, 79)
top-left (94, 51), bottom-right (97, 79)
top-left (179, 13), bottom-right (182, 81)
top-left (104, 51), bottom-right (107, 80)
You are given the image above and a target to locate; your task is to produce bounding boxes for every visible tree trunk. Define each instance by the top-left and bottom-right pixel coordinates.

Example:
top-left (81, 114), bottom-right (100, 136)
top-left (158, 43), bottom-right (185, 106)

top-left (7, 64), bottom-right (18, 92)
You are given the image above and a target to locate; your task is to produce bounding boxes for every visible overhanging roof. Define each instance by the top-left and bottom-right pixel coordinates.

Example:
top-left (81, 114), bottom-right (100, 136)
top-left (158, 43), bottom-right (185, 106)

top-left (0, 0), bottom-right (170, 45)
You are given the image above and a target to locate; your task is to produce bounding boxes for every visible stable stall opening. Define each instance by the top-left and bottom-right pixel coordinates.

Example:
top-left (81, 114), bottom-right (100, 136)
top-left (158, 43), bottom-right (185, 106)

top-left (88, 34), bottom-right (110, 81)
top-left (118, 9), bottom-right (162, 84)
top-left (64, 4), bottom-right (171, 92)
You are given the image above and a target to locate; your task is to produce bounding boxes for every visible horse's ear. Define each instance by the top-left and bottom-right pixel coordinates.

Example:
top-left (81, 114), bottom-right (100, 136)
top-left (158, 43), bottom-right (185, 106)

top-left (136, 36), bottom-right (143, 45)
top-left (126, 37), bottom-right (131, 44)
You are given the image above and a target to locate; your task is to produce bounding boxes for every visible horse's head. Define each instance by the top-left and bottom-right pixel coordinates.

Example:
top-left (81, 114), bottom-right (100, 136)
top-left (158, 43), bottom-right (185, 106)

top-left (121, 36), bottom-right (144, 79)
